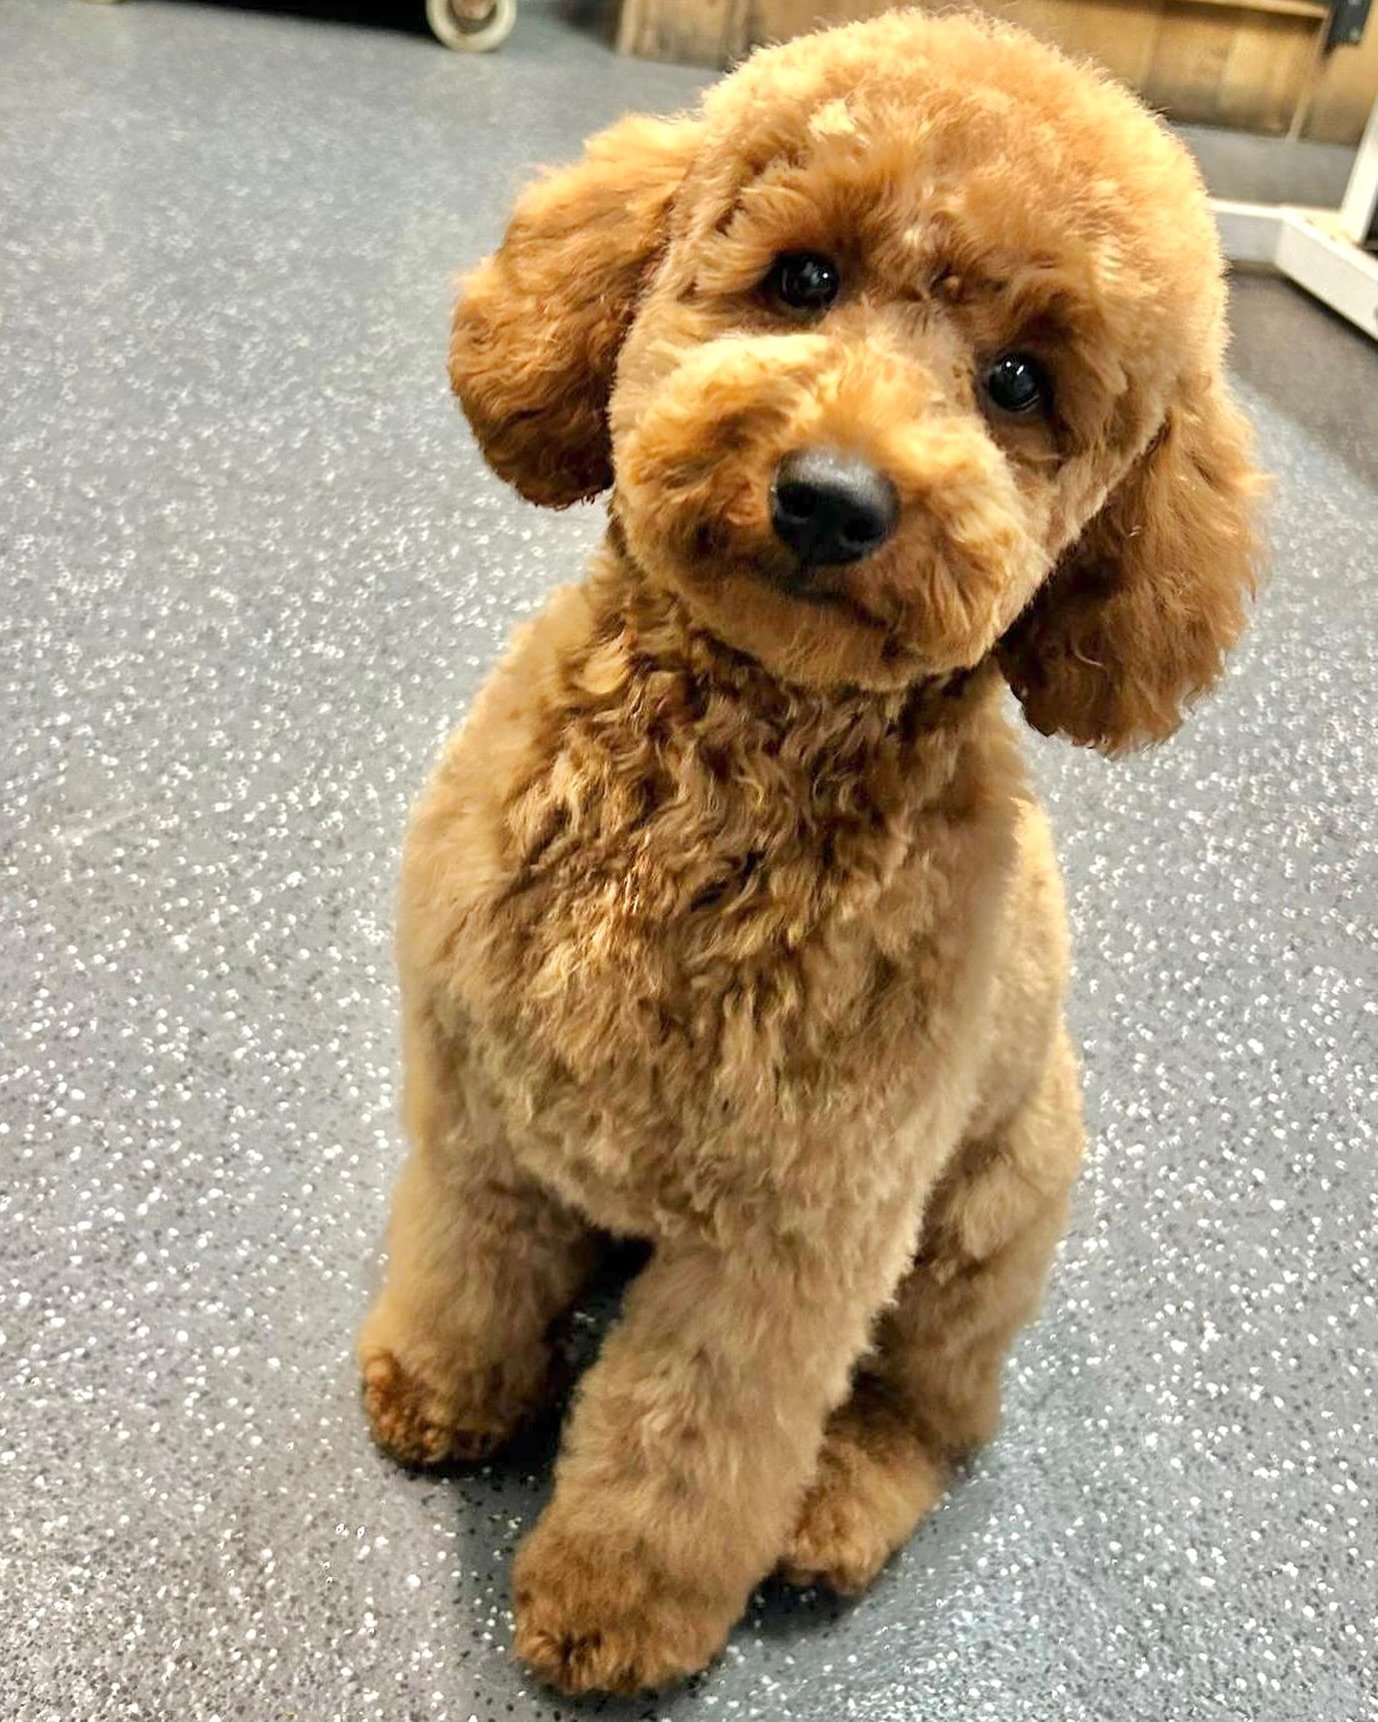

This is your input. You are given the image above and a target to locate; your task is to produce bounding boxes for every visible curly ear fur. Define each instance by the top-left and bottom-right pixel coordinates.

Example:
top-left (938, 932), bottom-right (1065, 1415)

top-left (449, 116), bottom-right (700, 508)
top-left (999, 382), bottom-right (1263, 754)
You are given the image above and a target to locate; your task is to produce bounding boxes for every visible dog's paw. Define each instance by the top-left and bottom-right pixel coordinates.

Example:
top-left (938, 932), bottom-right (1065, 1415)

top-left (513, 1512), bottom-right (734, 1694)
top-left (359, 1348), bottom-right (541, 1469)
top-left (778, 1413), bottom-right (947, 1595)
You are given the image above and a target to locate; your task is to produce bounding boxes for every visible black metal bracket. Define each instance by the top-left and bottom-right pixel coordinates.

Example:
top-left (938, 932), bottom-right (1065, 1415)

top-left (1326, 0), bottom-right (1371, 50)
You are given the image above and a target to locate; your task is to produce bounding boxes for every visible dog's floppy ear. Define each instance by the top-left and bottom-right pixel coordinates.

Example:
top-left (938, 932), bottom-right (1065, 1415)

top-left (999, 379), bottom-right (1263, 754)
top-left (449, 115), bottom-right (700, 508)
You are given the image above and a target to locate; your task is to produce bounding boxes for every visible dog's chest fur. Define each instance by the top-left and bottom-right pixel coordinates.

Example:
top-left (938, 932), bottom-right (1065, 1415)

top-left (405, 556), bottom-right (1025, 1236)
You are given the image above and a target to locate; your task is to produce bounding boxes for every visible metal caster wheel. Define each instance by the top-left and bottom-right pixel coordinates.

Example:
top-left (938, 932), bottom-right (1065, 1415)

top-left (425, 0), bottom-right (516, 52)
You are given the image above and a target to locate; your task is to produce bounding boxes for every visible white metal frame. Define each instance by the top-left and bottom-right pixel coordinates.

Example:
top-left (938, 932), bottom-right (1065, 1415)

top-left (1212, 94), bottom-right (1378, 340)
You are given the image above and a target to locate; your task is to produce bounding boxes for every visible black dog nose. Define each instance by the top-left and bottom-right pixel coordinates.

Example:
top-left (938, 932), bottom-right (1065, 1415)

top-left (770, 448), bottom-right (899, 568)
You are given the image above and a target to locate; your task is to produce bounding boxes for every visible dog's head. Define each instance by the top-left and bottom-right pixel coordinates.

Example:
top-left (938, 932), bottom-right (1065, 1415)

top-left (450, 13), bottom-right (1261, 751)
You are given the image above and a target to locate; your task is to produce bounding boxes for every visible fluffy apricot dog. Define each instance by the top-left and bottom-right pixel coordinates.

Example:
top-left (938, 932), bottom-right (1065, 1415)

top-left (358, 10), bottom-right (1261, 1694)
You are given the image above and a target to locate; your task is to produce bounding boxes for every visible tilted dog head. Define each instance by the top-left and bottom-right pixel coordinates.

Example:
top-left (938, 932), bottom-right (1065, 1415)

top-left (450, 12), bottom-right (1262, 751)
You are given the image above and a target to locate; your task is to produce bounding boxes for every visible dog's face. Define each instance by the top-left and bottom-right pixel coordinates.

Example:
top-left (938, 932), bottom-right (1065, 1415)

top-left (452, 15), bottom-right (1261, 749)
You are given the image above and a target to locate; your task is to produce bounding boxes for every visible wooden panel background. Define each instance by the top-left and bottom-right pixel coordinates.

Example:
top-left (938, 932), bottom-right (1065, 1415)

top-left (1304, 10), bottom-right (1378, 139)
top-left (614, 0), bottom-right (1376, 144)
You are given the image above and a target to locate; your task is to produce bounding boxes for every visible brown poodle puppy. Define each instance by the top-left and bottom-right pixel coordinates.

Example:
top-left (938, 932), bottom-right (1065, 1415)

top-left (358, 11), bottom-right (1261, 1695)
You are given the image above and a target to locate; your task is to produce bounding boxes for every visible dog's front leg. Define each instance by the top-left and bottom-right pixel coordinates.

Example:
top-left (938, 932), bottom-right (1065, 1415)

top-left (358, 1003), bottom-right (600, 1467)
top-left (511, 1211), bottom-right (913, 1694)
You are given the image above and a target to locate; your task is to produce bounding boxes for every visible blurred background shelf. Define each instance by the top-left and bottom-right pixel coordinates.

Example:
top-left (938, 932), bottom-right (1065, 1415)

top-left (614, 0), bottom-right (1378, 143)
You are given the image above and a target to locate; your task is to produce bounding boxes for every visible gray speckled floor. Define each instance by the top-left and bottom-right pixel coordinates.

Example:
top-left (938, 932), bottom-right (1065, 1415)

top-left (3, 3), bottom-right (1376, 1719)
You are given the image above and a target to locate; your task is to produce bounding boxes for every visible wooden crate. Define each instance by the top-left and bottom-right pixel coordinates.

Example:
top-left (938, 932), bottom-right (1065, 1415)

top-left (613, 0), bottom-right (1375, 143)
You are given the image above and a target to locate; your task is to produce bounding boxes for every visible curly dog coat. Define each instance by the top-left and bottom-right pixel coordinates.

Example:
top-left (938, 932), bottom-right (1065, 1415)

top-left (359, 11), bottom-right (1262, 1694)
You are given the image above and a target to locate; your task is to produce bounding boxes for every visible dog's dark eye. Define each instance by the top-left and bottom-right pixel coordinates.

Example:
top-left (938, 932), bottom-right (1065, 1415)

top-left (983, 352), bottom-right (1052, 417)
top-left (764, 252), bottom-right (841, 314)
